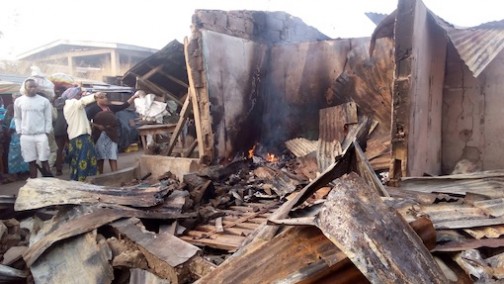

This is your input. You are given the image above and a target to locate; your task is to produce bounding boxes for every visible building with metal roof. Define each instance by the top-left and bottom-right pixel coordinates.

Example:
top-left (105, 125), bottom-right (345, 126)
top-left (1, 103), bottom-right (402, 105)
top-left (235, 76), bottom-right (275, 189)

top-left (16, 39), bottom-right (158, 80)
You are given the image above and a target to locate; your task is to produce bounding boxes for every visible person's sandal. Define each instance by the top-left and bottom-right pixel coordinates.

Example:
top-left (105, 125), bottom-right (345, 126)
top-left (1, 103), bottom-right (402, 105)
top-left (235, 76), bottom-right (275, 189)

top-left (36, 164), bottom-right (55, 178)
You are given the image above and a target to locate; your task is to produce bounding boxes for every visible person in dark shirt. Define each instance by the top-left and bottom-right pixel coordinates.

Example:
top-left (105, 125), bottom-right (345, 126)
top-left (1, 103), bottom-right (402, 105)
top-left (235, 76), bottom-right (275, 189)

top-left (52, 87), bottom-right (69, 176)
top-left (85, 92), bottom-right (139, 173)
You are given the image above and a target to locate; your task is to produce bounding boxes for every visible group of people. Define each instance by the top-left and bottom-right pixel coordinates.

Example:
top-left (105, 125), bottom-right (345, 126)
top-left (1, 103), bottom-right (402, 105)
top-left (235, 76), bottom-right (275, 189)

top-left (0, 77), bottom-right (139, 182)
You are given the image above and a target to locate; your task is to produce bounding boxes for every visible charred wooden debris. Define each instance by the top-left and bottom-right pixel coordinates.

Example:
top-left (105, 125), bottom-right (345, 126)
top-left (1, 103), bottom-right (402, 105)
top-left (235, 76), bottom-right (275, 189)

top-left (4, 2), bottom-right (504, 282)
top-left (0, 116), bottom-right (503, 283)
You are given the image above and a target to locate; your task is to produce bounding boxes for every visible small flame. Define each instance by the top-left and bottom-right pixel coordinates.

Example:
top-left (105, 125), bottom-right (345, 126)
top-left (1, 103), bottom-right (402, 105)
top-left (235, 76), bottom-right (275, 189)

top-left (265, 153), bottom-right (278, 163)
top-left (248, 144), bottom-right (256, 159)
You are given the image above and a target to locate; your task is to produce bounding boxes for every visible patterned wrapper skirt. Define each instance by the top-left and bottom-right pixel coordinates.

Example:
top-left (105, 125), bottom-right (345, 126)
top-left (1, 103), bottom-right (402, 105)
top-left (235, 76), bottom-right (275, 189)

top-left (68, 134), bottom-right (97, 181)
top-left (8, 133), bottom-right (29, 174)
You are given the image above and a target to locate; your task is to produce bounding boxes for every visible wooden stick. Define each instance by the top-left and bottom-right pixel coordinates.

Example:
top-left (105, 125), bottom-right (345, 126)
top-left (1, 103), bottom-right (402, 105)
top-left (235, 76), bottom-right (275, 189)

top-left (166, 94), bottom-right (192, 156)
top-left (183, 37), bottom-right (205, 159)
top-left (183, 140), bottom-right (198, 158)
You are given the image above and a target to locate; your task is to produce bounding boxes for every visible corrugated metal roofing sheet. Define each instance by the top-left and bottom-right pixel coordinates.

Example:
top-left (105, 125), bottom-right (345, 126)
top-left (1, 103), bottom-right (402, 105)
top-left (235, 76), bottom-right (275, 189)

top-left (284, 138), bottom-right (318, 157)
top-left (370, 5), bottom-right (504, 78)
top-left (447, 20), bottom-right (504, 77)
top-left (365, 12), bottom-right (389, 26)
top-left (122, 40), bottom-right (188, 104)
top-left (399, 170), bottom-right (504, 199)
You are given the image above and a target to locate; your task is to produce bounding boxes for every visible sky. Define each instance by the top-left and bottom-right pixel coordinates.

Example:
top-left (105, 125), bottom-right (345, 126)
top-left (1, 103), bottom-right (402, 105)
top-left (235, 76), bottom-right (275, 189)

top-left (0, 0), bottom-right (502, 60)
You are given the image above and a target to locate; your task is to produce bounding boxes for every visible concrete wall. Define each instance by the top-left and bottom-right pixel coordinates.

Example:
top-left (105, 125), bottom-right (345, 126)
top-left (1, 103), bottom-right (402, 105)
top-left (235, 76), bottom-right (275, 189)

top-left (264, 37), bottom-right (394, 149)
top-left (442, 45), bottom-right (504, 172)
top-left (193, 10), bottom-right (329, 44)
top-left (192, 10), bottom-right (394, 163)
top-left (408, 1), bottom-right (447, 176)
top-left (201, 30), bottom-right (268, 161)
top-left (262, 39), bottom-right (350, 146)
top-left (391, 0), bottom-right (447, 178)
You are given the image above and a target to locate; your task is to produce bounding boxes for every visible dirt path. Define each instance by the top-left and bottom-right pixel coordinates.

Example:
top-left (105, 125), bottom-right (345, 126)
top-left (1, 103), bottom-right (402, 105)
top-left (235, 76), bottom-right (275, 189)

top-left (1, 150), bottom-right (144, 196)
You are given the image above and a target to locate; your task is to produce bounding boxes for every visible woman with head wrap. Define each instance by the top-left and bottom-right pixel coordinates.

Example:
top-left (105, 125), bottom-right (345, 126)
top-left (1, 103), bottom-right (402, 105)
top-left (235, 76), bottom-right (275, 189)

top-left (59, 87), bottom-right (98, 181)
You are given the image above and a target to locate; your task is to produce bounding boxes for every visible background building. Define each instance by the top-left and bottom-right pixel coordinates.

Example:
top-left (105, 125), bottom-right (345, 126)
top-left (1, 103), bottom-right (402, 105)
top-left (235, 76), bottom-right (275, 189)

top-left (16, 39), bottom-right (157, 81)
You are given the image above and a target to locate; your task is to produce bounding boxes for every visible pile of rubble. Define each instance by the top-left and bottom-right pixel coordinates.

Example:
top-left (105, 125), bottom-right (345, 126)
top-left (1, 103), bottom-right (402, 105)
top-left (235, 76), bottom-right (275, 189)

top-left (1, 119), bottom-right (504, 283)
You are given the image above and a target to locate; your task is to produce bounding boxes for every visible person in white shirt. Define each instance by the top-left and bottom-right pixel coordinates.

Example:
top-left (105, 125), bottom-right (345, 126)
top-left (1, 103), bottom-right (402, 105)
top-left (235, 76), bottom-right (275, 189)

top-left (55, 87), bottom-right (97, 181)
top-left (14, 78), bottom-right (53, 178)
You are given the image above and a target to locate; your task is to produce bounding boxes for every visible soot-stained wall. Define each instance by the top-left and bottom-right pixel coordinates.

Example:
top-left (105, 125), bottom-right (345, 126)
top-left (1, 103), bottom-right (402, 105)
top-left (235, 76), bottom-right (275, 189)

top-left (193, 10), bottom-right (329, 44)
top-left (193, 10), bottom-right (394, 163)
top-left (263, 37), bottom-right (394, 151)
top-left (391, 0), bottom-right (446, 178)
top-left (201, 30), bottom-right (268, 161)
top-left (442, 45), bottom-right (504, 172)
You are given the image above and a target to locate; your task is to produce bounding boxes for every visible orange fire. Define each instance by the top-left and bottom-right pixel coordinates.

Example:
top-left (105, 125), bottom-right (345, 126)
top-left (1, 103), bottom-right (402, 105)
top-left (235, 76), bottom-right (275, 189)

top-left (265, 153), bottom-right (279, 163)
top-left (248, 144), bottom-right (256, 159)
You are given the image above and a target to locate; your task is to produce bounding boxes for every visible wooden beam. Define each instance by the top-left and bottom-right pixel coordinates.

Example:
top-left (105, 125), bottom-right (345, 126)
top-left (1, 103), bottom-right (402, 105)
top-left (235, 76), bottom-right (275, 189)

top-left (142, 65), bottom-right (164, 80)
top-left (184, 37), bottom-right (205, 161)
top-left (145, 63), bottom-right (189, 88)
top-left (109, 218), bottom-right (200, 282)
top-left (183, 140), bottom-right (198, 158)
top-left (136, 76), bottom-right (182, 106)
top-left (353, 140), bottom-right (389, 197)
top-left (166, 94), bottom-right (192, 156)
top-left (161, 72), bottom-right (189, 88)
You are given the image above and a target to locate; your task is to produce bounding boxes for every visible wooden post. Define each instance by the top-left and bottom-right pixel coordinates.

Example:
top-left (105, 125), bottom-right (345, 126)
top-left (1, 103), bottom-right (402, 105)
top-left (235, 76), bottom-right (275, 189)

top-left (166, 93), bottom-right (192, 156)
top-left (184, 37), bottom-right (205, 161)
top-left (136, 76), bottom-right (182, 106)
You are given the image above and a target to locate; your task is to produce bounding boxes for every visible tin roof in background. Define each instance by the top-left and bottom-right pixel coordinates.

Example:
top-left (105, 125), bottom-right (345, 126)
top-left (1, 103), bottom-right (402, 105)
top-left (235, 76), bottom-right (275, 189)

top-left (122, 40), bottom-right (188, 105)
top-left (369, 5), bottom-right (504, 78)
top-left (365, 12), bottom-right (389, 26)
top-left (447, 19), bottom-right (504, 77)
top-left (0, 73), bottom-right (26, 84)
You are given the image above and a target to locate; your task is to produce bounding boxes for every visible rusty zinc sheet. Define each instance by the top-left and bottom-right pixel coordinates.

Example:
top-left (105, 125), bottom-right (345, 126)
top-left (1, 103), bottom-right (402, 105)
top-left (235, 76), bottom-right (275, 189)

top-left (447, 19), bottom-right (504, 77)
top-left (399, 170), bottom-right (504, 199)
top-left (370, 8), bottom-right (504, 78)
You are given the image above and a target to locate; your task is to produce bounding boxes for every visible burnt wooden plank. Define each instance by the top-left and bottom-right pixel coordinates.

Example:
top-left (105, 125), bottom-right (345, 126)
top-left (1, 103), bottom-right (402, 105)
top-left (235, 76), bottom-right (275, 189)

top-left (184, 37), bottom-right (206, 161)
top-left (30, 231), bottom-right (113, 284)
top-left (136, 76), bottom-right (181, 105)
top-left (109, 218), bottom-right (199, 268)
top-left (353, 140), bottom-right (389, 197)
top-left (317, 173), bottom-right (446, 283)
top-left (2, 246), bottom-right (27, 266)
top-left (253, 166), bottom-right (299, 196)
top-left (234, 118), bottom-right (371, 257)
top-left (15, 178), bottom-right (170, 211)
top-left (195, 224), bottom-right (253, 236)
top-left (166, 94), bottom-right (192, 156)
top-left (181, 234), bottom-right (244, 251)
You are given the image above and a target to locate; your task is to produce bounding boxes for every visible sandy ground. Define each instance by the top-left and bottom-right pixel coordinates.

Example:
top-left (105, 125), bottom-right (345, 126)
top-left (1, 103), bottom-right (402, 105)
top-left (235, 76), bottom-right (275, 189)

top-left (0, 149), bottom-right (144, 196)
